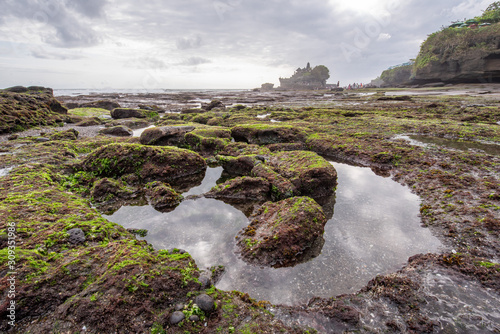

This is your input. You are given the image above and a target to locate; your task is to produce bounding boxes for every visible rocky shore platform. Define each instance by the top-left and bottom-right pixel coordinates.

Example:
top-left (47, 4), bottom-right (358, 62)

top-left (0, 85), bottom-right (499, 333)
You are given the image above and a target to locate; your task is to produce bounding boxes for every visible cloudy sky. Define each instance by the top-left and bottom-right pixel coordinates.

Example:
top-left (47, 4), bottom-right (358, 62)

top-left (0, 0), bottom-right (493, 89)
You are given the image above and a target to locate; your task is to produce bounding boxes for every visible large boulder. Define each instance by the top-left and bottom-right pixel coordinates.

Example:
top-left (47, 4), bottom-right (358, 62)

top-left (111, 108), bottom-right (155, 119)
top-left (206, 176), bottom-right (271, 202)
top-left (266, 151), bottom-right (337, 199)
top-left (99, 125), bottom-right (133, 137)
top-left (78, 143), bottom-right (206, 183)
top-left (231, 124), bottom-right (307, 145)
top-left (184, 127), bottom-right (232, 155)
top-left (236, 197), bottom-right (327, 268)
top-left (0, 86), bottom-right (66, 133)
top-left (81, 100), bottom-right (121, 111)
top-left (139, 126), bottom-right (195, 146)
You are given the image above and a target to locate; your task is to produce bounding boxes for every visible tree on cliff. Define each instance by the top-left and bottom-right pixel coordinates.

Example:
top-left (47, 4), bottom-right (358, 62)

top-left (311, 65), bottom-right (330, 86)
top-left (480, 1), bottom-right (500, 23)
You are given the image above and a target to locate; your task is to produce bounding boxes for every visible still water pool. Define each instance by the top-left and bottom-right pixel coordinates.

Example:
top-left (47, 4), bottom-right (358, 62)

top-left (103, 162), bottom-right (441, 305)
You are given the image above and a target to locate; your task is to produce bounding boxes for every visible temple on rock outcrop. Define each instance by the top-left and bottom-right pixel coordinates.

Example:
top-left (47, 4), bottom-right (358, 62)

top-left (279, 63), bottom-right (330, 90)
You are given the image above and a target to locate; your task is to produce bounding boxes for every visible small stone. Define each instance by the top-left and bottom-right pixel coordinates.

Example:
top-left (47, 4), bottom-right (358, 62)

top-left (35, 137), bottom-right (50, 142)
top-left (67, 228), bottom-right (86, 244)
top-left (189, 315), bottom-right (200, 322)
top-left (198, 275), bottom-right (212, 289)
top-left (174, 303), bottom-right (184, 311)
top-left (169, 311), bottom-right (185, 325)
top-left (7, 135), bottom-right (18, 141)
top-left (195, 294), bottom-right (215, 313)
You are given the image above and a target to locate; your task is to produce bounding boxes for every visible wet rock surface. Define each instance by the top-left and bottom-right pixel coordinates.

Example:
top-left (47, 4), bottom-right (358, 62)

top-left (98, 125), bottom-right (133, 137)
top-left (1, 86), bottom-right (499, 333)
top-left (237, 197), bottom-right (327, 268)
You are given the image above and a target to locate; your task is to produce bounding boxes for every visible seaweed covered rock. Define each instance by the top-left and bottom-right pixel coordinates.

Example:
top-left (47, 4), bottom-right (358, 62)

top-left (145, 181), bottom-right (183, 212)
top-left (139, 126), bottom-right (195, 146)
top-left (206, 176), bottom-right (271, 202)
top-left (91, 177), bottom-right (136, 202)
top-left (99, 125), bottom-right (133, 137)
top-left (237, 197), bottom-right (327, 268)
top-left (267, 151), bottom-right (337, 199)
top-left (251, 163), bottom-right (296, 200)
top-left (79, 143), bottom-right (206, 183)
top-left (80, 100), bottom-right (121, 111)
top-left (184, 127), bottom-right (232, 155)
top-left (49, 129), bottom-right (79, 141)
top-left (111, 108), bottom-right (157, 119)
top-left (216, 154), bottom-right (263, 176)
top-left (0, 86), bottom-right (67, 133)
top-left (231, 124), bottom-right (307, 145)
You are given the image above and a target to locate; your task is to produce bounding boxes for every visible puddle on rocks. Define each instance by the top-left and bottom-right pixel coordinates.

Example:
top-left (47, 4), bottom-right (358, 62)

top-left (395, 135), bottom-right (500, 156)
top-left (132, 125), bottom-right (155, 137)
top-left (103, 162), bottom-right (441, 305)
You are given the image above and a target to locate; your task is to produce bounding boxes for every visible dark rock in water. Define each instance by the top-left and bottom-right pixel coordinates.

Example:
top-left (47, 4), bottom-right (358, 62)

top-left (195, 294), bottom-right (215, 313)
top-left (67, 228), bottom-right (86, 244)
top-left (145, 181), bottom-right (183, 212)
top-left (99, 125), bottom-right (133, 137)
top-left (189, 315), bottom-right (200, 322)
top-left (181, 108), bottom-right (204, 114)
top-left (50, 129), bottom-right (79, 141)
top-left (237, 197), bottom-right (327, 268)
top-left (202, 99), bottom-right (225, 111)
top-left (139, 126), bottom-right (195, 146)
top-left (169, 311), bottom-right (185, 325)
top-left (79, 143), bottom-right (206, 183)
top-left (206, 176), bottom-right (270, 202)
top-left (81, 100), bottom-right (121, 111)
top-left (111, 108), bottom-right (151, 119)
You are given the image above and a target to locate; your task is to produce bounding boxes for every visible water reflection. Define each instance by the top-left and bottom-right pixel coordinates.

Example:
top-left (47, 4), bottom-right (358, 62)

top-left (104, 163), bottom-right (441, 305)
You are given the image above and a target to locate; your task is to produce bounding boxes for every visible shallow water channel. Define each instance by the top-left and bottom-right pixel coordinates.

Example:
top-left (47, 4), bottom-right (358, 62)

top-left (103, 162), bottom-right (441, 305)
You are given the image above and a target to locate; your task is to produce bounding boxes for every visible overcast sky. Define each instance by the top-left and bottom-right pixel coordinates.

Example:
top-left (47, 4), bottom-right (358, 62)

top-left (0, 0), bottom-right (493, 89)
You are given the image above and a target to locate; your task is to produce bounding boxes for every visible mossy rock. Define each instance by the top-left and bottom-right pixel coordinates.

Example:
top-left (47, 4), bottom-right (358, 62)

top-left (251, 163), bottom-right (296, 201)
top-left (267, 151), bottom-right (337, 199)
top-left (49, 129), bottom-right (79, 141)
top-left (206, 176), bottom-right (271, 202)
top-left (184, 127), bottom-right (232, 155)
top-left (231, 123), bottom-right (308, 145)
top-left (236, 197), bottom-right (327, 268)
top-left (111, 108), bottom-right (158, 120)
top-left (78, 143), bottom-right (206, 183)
top-left (145, 181), bottom-right (183, 212)
top-left (139, 126), bottom-right (195, 146)
top-left (220, 142), bottom-right (272, 157)
top-left (215, 155), bottom-right (262, 176)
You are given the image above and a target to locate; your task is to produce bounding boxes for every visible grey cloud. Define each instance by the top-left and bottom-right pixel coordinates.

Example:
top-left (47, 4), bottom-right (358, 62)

top-left (176, 35), bottom-right (203, 50)
top-left (65, 0), bottom-right (107, 18)
top-left (127, 57), bottom-right (168, 70)
top-left (1, 0), bottom-right (106, 48)
top-left (180, 57), bottom-right (211, 66)
top-left (30, 48), bottom-right (85, 60)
